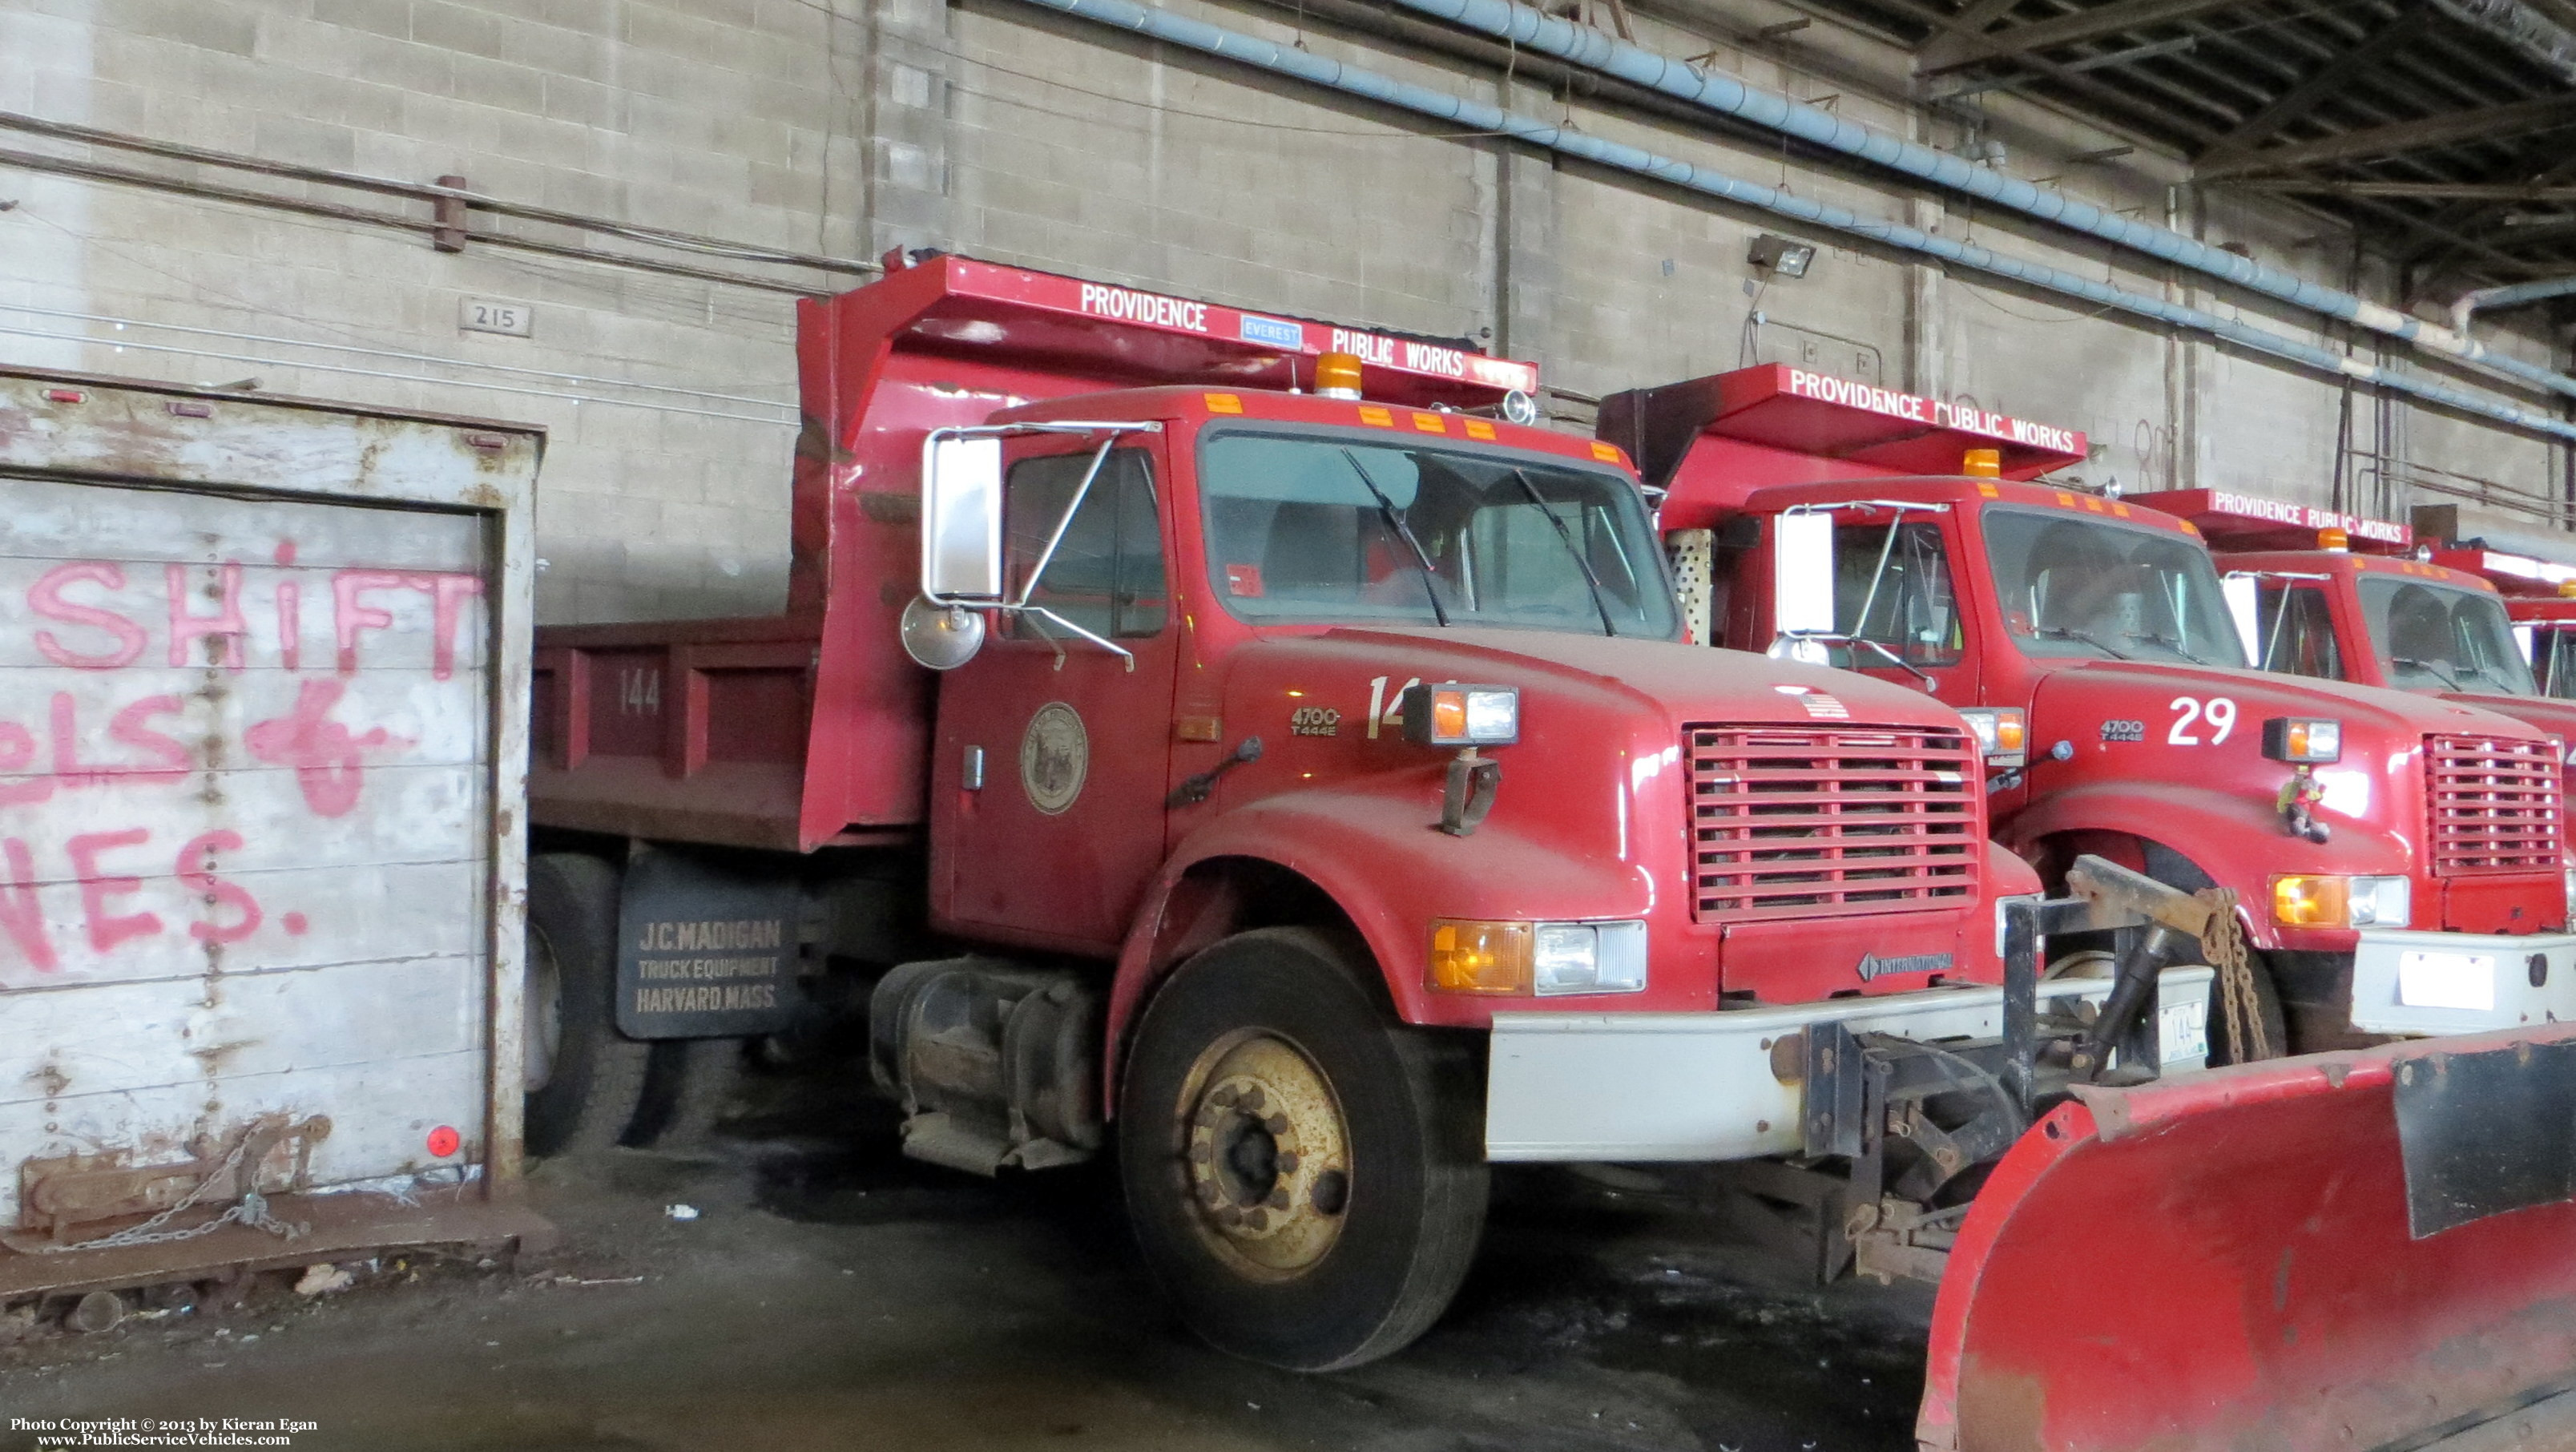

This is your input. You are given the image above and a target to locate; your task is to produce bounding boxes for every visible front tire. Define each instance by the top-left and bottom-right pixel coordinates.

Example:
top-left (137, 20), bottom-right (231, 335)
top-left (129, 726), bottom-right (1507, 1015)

top-left (1117, 928), bottom-right (1486, 1371)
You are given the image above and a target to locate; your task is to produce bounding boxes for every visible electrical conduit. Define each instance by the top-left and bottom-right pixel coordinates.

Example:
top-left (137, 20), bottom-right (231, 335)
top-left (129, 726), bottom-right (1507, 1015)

top-left (1376, 0), bottom-right (2576, 406)
top-left (1004, 0), bottom-right (2576, 442)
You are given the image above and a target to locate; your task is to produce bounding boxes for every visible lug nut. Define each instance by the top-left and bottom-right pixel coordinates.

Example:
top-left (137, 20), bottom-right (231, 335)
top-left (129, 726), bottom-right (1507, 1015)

top-left (1275, 1151), bottom-right (1300, 1173)
top-left (1210, 1086), bottom-right (1238, 1108)
top-left (1241, 1210), bottom-right (1268, 1232)
top-left (1264, 1113), bottom-right (1290, 1135)
top-left (1267, 1188), bottom-right (1290, 1209)
top-left (1240, 1087), bottom-right (1267, 1114)
top-left (1189, 1141), bottom-right (1213, 1164)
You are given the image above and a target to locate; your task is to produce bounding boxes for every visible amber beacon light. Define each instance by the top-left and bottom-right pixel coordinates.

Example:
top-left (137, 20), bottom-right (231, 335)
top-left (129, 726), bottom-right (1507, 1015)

top-left (1315, 350), bottom-right (1365, 401)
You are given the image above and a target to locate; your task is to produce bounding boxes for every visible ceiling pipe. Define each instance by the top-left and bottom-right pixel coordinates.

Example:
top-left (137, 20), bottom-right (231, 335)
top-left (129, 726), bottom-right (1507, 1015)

top-left (1375, 0), bottom-right (2576, 406)
top-left (1003, 0), bottom-right (2576, 442)
top-left (2453, 275), bottom-right (2576, 334)
top-left (2426, 0), bottom-right (2576, 87)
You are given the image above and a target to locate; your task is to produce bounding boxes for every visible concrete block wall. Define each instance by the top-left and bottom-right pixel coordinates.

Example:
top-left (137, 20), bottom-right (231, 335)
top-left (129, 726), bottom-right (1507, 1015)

top-left (5, 0), bottom-right (2571, 635)
top-left (0, 0), bottom-right (865, 623)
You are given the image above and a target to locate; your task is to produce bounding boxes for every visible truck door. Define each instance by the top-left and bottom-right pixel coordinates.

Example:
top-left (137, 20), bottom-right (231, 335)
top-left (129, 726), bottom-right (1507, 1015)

top-left (1823, 513), bottom-right (1982, 708)
top-left (930, 438), bottom-right (1180, 954)
top-left (2252, 580), bottom-right (2348, 680)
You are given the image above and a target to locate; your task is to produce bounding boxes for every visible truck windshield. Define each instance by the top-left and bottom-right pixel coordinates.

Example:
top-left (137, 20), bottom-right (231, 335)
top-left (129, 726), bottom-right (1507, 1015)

top-left (1981, 506), bottom-right (2247, 667)
top-left (2359, 576), bottom-right (2535, 694)
top-left (1199, 429), bottom-right (1676, 638)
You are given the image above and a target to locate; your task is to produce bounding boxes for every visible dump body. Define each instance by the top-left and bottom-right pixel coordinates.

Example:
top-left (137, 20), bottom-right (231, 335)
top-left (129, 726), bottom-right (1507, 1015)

top-left (0, 368), bottom-right (549, 1298)
top-left (1603, 365), bottom-right (2572, 1047)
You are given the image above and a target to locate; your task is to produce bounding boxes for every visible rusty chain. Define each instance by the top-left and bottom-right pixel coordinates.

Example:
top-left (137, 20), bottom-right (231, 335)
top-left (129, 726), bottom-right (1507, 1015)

top-left (36, 1131), bottom-right (307, 1255)
top-left (2195, 886), bottom-right (2276, 1063)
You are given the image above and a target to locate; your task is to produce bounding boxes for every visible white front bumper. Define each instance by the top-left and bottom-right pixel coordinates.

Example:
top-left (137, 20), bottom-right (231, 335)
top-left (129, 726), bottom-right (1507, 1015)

top-left (2349, 927), bottom-right (2576, 1036)
top-left (1484, 967), bottom-right (2214, 1163)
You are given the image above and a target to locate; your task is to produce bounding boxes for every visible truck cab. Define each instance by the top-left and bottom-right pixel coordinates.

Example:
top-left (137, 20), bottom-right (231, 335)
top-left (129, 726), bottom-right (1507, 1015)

top-left (1602, 364), bottom-right (2575, 1053)
top-left (2129, 488), bottom-right (2576, 754)
top-left (2423, 539), bottom-right (2576, 701)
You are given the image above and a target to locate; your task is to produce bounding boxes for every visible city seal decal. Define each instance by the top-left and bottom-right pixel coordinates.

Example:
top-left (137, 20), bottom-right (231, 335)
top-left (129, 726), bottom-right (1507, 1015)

top-left (1021, 702), bottom-right (1090, 815)
top-left (1857, 950), bottom-right (1951, 982)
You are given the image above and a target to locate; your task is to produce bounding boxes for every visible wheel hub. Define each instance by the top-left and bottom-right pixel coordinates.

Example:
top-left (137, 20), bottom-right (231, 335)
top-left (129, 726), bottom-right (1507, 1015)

top-left (525, 923), bottom-right (566, 1094)
top-left (1178, 1034), bottom-right (1352, 1278)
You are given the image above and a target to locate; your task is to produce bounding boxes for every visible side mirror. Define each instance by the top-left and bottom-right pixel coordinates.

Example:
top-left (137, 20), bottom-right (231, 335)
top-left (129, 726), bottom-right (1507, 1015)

top-left (923, 435), bottom-right (1004, 601)
top-left (1772, 511), bottom-right (1836, 639)
top-left (2220, 574), bottom-right (2261, 666)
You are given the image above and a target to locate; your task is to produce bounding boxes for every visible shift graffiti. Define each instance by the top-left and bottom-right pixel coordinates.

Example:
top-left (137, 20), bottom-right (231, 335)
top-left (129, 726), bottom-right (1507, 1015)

top-left (0, 546), bottom-right (478, 978)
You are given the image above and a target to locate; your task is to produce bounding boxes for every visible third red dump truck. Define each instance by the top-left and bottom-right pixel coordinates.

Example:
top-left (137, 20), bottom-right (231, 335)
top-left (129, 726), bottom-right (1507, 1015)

top-left (529, 263), bottom-right (2576, 1450)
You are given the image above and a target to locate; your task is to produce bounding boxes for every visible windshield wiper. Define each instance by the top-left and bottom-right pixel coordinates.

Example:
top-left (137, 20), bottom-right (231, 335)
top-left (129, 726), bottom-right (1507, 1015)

top-left (2135, 630), bottom-right (2215, 666)
top-left (2393, 655), bottom-right (2463, 689)
top-left (2031, 625), bottom-right (2135, 660)
top-left (1339, 449), bottom-right (1449, 627)
top-left (1509, 468), bottom-right (1617, 636)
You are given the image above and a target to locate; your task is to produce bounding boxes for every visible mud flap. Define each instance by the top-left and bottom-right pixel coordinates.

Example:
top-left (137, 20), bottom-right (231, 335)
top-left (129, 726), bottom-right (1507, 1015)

top-left (1917, 1023), bottom-right (2576, 1452)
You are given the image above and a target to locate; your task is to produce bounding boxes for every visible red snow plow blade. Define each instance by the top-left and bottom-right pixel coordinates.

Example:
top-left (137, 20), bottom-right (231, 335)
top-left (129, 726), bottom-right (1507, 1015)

top-left (1918, 1023), bottom-right (2576, 1451)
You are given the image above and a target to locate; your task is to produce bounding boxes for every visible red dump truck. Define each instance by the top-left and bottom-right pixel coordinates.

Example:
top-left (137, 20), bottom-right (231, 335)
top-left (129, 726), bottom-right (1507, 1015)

top-left (2414, 525), bottom-right (2576, 700)
top-left (529, 260), bottom-right (2576, 1449)
top-left (2126, 488), bottom-right (2576, 825)
top-left (1602, 365), bottom-right (2576, 1055)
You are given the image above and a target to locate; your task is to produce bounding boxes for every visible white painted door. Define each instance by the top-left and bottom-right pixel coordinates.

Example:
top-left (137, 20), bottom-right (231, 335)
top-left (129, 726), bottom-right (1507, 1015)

top-left (0, 474), bottom-right (493, 1229)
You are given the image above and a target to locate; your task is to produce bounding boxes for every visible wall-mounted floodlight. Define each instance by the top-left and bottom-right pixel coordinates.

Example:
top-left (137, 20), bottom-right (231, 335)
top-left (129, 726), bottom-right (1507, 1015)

top-left (1748, 234), bottom-right (1816, 278)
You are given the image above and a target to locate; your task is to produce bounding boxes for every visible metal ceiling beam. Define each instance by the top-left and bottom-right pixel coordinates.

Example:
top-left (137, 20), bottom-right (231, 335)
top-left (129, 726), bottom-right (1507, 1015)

top-left (2233, 179), bottom-right (2576, 200)
top-left (2197, 91), bottom-right (2576, 176)
top-left (2472, 217), bottom-right (2576, 248)
top-left (2197, 7), bottom-right (2429, 163)
top-left (1879, 0), bottom-right (2227, 136)
top-left (1918, 0), bottom-right (2249, 72)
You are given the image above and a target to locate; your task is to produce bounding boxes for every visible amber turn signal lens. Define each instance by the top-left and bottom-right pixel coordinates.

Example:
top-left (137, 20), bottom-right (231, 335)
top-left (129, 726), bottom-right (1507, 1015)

top-left (2272, 874), bottom-right (2350, 928)
top-left (1428, 919), bottom-right (1532, 994)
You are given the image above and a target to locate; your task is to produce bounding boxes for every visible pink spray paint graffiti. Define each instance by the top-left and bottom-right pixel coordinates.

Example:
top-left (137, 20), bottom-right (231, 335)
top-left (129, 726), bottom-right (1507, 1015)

top-left (245, 679), bottom-right (407, 818)
top-left (0, 545), bottom-right (480, 978)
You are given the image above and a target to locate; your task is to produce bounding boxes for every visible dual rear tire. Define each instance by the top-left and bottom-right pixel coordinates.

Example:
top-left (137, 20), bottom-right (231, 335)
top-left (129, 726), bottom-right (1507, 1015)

top-left (524, 852), bottom-right (741, 1156)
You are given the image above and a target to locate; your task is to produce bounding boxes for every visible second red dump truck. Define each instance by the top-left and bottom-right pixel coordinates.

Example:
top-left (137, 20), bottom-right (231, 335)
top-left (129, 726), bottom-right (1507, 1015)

top-left (1603, 366), bottom-right (2576, 1055)
top-left (529, 260), bottom-right (2576, 1450)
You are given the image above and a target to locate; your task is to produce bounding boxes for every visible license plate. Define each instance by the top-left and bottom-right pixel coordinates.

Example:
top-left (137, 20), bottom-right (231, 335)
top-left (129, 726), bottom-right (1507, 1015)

top-left (2397, 951), bottom-right (2497, 1011)
top-left (2159, 1000), bottom-right (2209, 1063)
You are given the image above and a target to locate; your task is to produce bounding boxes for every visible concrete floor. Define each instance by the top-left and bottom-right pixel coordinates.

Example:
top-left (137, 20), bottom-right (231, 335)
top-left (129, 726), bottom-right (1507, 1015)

top-left (0, 1059), bottom-right (1935, 1452)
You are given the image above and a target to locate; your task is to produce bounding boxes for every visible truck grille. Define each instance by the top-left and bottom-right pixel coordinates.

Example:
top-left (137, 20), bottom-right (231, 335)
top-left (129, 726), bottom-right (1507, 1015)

top-left (2425, 734), bottom-right (2564, 876)
top-left (1685, 724), bottom-right (1981, 922)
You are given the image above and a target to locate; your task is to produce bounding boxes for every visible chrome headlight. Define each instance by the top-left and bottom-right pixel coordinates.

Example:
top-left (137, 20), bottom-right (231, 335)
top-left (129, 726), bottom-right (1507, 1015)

top-left (1532, 921), bottom-right (1648, 996)
top-left (2349, 874), bottom-right (2411, 928)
